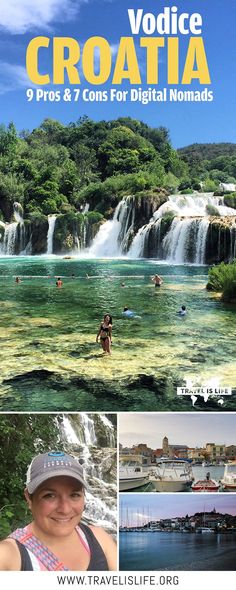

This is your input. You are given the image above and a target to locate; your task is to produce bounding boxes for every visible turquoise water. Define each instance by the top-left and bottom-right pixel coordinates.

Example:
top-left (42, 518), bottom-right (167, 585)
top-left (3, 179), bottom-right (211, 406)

top-left (0, 256), bottom-right (235, 411)
top-left (119, 531), bottom-right (236, 570)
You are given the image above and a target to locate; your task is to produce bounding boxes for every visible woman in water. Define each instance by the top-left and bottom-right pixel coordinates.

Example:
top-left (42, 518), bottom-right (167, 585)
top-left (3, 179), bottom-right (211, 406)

top-left (0, 451), bottom-right (117, 571)
top-left (96, 314), bottom-right (112, 354)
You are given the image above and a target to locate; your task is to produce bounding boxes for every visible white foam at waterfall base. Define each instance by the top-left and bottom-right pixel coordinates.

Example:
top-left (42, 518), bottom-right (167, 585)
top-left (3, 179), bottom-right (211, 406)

top-left (88, 218), bottom-right (121, 256)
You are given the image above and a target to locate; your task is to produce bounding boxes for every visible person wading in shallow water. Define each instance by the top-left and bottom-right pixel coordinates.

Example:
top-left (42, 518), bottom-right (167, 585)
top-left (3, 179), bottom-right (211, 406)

top-left (151, 274), bottom-right (163, 287)
top-left (0, 451), bottom-right (117, 571)
top-left (56, 277), bottom-right (63, 288)
top-left (96, 314), bottom-right (112, 354)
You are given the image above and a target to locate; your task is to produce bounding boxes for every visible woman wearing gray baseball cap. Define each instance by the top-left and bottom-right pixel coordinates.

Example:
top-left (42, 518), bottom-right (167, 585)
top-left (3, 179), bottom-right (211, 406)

top-left (0, 451), bottom-right (117, 571)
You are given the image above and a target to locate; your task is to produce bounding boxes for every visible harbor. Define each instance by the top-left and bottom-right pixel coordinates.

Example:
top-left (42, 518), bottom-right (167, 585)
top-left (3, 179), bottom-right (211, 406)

top-left (119, 414), bottom-right (236, 492)
top-left (119, 495), bottom-right (236, 570)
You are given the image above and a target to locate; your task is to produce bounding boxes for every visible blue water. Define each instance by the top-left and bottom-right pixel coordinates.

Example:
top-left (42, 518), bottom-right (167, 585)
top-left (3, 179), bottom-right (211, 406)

top-left (0, 256), bottom-right (235, 411)
top-left (119, 531), bottom-right (236, 570)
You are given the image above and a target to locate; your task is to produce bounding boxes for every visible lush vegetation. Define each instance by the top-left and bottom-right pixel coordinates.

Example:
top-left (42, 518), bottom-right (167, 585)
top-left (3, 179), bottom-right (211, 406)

top-left (207, 261), bottom-right (236, 302)
top-left (1, 117), bottom-right (236, 223)
top-left (0, 415), bottom-right (59, 539)
top-left (178, 143), bottom-right (236, 191)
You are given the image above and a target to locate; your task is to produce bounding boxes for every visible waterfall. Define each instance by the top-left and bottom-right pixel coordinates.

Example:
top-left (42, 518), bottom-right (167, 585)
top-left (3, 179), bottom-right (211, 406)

top-left (129, 218), bottom-right (163, 258)
top-left (100, 415), bottom-right (116, 447)
top-left (163, 218), bottom-right (194, 263)
top-left (1, 222), bottom-right (18, 255)
top-left (88, 198), bottom-right (134, 257)
top-left (62, 416), bottom-right (82, 444)
top-left (80, 413), bottom-right (97, 446)
top-left (82, 203), bottom-right (89, 213)
top-left (195, 219), bottom-right (210, 264)
top-left (0, 202), bottom-right (26, 255)
top-left (13, 202), bottom-right (24, 224)
top-left (58, 414), bottom-right (117, 531)
top-left (129, 225), bottom-right (148, 258)
top-left (230, 225), bottom-right (236, 261)
top-left (127, 193), bottom-right (236, 264)
top-left (46, 215), bottom-right (57, 254)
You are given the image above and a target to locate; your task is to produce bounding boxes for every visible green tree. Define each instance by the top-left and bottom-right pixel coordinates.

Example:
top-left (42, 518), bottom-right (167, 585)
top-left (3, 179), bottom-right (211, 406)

top-left (0, 415), bottom-right (59, 538)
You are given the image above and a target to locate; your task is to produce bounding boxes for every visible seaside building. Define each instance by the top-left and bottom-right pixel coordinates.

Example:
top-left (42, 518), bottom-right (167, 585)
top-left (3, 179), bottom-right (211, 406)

top-left (225, 445), bottom-right (236, 460)
top-left (206, 443), bottom-right (226, 462)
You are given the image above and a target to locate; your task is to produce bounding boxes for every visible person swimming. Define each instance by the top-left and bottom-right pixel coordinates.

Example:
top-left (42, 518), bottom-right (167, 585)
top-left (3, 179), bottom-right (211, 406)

top-left (56, 277), bottom-right (63, 288)
top-left (177, 305), bottom-right (187, 316)
top-left (122, 306), bottom-right (141, 319)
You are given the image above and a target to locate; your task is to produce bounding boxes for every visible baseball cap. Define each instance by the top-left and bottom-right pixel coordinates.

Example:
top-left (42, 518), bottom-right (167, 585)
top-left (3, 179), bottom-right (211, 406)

top-left (25, 451), bottom-right (86, 493)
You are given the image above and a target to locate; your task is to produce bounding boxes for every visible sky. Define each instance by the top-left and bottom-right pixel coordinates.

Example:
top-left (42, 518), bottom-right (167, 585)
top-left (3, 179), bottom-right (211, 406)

top-left (0, 0), bottom-right (235, 147)
top-left (119, 413), bottom-right (236, 448)
top-left (119, 494), bottom-right (236, 524)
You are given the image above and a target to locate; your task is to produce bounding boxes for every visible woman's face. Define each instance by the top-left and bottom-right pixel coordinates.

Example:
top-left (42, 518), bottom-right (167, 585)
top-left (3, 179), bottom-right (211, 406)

top-left (25, 475), bottom-right (85, 538)
top-left (104, 315), bottom-right (110, 323)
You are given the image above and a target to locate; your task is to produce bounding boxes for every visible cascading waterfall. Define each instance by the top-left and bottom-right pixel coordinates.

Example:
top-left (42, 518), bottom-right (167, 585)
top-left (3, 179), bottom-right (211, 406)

top-left (0, 202), bottom-right (27, 255)
top-left (230, 224), bottom-right (236, 260)
top-left (81, 413), bottom-right (97, 446)
top-left (59, 414), bottom-right (116, 532)
top-left (1, 222), bottom-right (18, 254)
top-left (15, 202), bottom-right (28, 255)
top-left (100, 415), bottom-right (116, 447)
top-left (163, 218), bottom-right (194, 263)
top-left (128, 224), bottom-right (149, 258)
top-left (88, 198), bottom-right (135, 257)
top-left (46, 214), bottom-right (57, 254)
top-left (62, 415), bottom-right (82, 444)
top-left (129, 218), bottom-right (164, 258)
top-left (195, 218), bottom-right (210, 264)
top-left (128, 193), bottom-right (236, 264)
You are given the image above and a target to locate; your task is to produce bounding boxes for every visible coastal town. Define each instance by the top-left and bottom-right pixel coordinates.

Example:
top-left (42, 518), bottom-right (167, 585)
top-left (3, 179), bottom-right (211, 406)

top-left (120, 436), bottom-right (236, 465)
top-left (119, 507), bottom-right (236, 533)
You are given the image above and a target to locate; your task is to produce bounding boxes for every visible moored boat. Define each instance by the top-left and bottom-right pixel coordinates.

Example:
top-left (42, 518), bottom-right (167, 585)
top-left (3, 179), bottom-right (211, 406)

top-left (196, 527), bottom-right (214, 533)
top-left (221, 462), bottom-right (236, 491)
top-left (149, 459), bottom-right (194, 492)
top-left (192, 471), bottom-right (220, 492)
top-left (119, 461), bottom-right (149, 491)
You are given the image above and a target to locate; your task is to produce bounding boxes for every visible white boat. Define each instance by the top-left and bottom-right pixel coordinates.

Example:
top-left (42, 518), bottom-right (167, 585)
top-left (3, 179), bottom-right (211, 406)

top-left (149, 459), bottom-right (194, 492)
top-left (196, 527), bottom-right (214, 534)
top-left (221, 462), bottom-right (236, 490)
top-left (119, 461), bottom-right (149, 491)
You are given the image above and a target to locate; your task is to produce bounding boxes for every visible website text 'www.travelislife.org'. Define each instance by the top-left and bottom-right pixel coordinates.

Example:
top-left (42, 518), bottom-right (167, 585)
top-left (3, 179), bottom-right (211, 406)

top-left (56, 574), bottom-right (179, 586)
